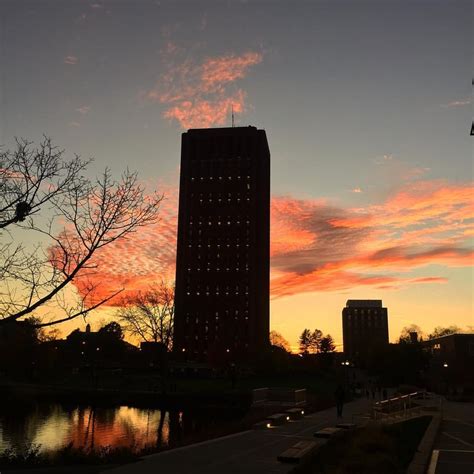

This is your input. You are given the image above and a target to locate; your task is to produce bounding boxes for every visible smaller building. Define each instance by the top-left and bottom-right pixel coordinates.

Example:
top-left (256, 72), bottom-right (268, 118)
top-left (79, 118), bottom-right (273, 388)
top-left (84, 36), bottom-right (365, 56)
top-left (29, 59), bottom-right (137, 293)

top-left (421, 333), bottom-right (474, 393)
top-left (342, 299), bottom-right (389, 366)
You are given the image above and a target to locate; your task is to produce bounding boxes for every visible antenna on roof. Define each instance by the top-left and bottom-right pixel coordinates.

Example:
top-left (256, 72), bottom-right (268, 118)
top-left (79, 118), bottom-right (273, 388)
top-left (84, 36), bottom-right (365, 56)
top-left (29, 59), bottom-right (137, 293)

top-left (231, 104), bottom-right (235, 128)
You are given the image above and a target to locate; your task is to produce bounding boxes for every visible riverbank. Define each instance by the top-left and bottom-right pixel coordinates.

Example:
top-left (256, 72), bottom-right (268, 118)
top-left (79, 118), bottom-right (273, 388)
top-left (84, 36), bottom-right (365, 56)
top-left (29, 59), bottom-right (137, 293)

top-left (0, 370), bottom-right (340, 408)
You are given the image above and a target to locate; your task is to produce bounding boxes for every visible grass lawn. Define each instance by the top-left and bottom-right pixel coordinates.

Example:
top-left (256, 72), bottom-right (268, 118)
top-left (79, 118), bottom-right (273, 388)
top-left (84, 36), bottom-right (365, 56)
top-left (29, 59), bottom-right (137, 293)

top-left (306, 416), bottom-right (432, 474)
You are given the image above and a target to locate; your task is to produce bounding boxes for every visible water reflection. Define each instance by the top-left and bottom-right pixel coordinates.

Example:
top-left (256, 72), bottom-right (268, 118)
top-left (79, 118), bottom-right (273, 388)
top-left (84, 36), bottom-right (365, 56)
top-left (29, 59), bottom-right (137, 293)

top-left (0, 403), bottom-right (176, 454)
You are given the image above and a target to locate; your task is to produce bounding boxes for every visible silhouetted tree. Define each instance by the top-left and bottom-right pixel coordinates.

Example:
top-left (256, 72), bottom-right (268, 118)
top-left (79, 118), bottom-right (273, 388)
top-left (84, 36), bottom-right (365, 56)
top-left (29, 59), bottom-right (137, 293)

top-left (269, 330), bottom-right (291, 352)
top-left (299, 328), bottom-right (313, 354)
top-left (399, 324), bottom-right (424, 343)
top-left (117, 281), bottom-right (174, 350)
top-left (320, 334), bottom-right (336, 353)
top-left (310, 329), bottom-right (323, 353)
top-left (0, 137), bottom-right (162, 328)
top-left (24, 316), bottom-right (61, 342)
top-left (428, 325), bottom-right (461, 339)
top-left (98, 321), bottom-right (123, 340)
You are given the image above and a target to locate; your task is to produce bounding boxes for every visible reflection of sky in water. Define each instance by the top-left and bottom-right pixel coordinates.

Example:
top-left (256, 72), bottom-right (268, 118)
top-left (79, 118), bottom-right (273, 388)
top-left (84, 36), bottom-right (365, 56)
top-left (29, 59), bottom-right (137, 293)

top-left (0, 405), bottom-right (171, 453)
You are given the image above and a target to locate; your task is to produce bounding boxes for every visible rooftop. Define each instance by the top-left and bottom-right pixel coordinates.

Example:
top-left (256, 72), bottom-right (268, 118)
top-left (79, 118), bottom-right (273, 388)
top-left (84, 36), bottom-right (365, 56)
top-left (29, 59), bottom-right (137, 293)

top-left (346, 299), bottom-right (383, 308)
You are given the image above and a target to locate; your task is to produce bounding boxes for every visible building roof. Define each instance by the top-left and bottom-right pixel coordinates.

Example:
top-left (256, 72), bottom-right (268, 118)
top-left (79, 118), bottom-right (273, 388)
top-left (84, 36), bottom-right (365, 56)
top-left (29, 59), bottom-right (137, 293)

top-left (186, 126), bottom-right (258, 133)
top-left (345, 300), bottom-right (383, 308)
top-left (422, 333), bottom-right (474, 344)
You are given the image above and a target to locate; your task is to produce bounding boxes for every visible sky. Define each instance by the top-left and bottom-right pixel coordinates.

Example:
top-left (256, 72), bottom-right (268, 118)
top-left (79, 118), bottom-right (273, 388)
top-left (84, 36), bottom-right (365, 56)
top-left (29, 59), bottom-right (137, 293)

top-left (0, 0), bottom-right (472, 351)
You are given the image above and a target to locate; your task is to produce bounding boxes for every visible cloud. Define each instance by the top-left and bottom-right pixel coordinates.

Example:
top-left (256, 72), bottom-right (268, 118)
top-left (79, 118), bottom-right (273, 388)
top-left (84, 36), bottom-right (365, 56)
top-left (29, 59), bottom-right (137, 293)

top-left (143, 50), bottom-right (263, 129)
top-left (76, 106), bottom-right (91, 115)
top-left (442, 98), bottom-right (471, 108)
top-left (52, 178), bottom-right (473, 306)
top-left (373, 154), bottom-right (394, 165)
top-left (64, 55), bottom-right (78, 65)
top-left (269, 180), bottom-right (473, 297)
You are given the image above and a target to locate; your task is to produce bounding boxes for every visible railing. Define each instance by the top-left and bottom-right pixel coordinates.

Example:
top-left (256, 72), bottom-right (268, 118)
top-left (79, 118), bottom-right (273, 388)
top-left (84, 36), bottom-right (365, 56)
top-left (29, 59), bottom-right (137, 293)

top-left (372, 390), bottom-right (442, 421)
top-left (251, 387), bottom-right (307, 406)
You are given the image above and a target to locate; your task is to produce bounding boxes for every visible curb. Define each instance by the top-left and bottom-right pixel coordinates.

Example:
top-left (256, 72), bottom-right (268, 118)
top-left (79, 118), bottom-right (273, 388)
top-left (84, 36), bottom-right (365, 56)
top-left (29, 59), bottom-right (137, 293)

top-left (406, 414), bottom-right (441, 474)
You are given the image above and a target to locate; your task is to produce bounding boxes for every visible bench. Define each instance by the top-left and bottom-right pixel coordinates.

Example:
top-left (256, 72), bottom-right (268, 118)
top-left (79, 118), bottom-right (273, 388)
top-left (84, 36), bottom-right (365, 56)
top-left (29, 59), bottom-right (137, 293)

top-left (266, 413), bottom-right (290, 426)
top-left (336, 422), bottom-right (356, 429)
top-left (314, 427), bottom-right (343, 438)
top-left (277, 440), bottom-right (324, 464)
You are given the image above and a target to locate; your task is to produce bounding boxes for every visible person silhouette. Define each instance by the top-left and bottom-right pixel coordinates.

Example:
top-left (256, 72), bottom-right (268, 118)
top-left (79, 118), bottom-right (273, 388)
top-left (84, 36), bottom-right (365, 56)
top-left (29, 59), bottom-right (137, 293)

top-left (335, 385), bottom-right (345, 418)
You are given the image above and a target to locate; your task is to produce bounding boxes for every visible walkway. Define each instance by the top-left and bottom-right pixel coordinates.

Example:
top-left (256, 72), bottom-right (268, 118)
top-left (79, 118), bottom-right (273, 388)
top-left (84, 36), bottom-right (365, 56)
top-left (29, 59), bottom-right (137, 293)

top-left (429, 400), bottom-right (474, 474)
top-left (103, 397), bottom-right (372, 474)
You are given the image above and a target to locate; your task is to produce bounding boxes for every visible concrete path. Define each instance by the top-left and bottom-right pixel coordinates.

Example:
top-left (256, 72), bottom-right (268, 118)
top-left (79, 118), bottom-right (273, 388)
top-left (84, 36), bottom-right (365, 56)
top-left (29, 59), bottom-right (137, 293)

top-left (430, 401), bottom-right (474, 474)
top-left (103, 397), bottom-right (372, 474)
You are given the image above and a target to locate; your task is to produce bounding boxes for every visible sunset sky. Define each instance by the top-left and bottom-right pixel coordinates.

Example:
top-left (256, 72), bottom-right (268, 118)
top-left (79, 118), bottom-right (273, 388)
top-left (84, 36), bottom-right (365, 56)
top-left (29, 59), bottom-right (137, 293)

top-left (1, 0), bottom-right (472, 350)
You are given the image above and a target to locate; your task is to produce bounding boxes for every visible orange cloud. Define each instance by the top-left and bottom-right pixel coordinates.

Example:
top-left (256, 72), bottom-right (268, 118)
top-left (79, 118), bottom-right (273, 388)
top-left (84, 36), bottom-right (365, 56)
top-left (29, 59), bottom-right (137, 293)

top-left (143, 50), bottom-right (262, 129)
top-left (269, 180), bottom-right (473, 297)
top-left (52, 179), bottom-right (473, 306)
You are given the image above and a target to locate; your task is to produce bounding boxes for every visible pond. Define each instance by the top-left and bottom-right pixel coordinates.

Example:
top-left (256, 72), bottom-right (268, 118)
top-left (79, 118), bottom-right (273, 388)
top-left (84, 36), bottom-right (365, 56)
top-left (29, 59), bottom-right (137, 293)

top-left (0, 400), bottom-right (245, 454)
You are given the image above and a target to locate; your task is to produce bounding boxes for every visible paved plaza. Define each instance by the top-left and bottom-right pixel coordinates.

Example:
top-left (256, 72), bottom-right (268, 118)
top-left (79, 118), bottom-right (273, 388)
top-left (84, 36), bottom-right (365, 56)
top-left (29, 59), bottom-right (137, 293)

top-left (430, 401), bottom-right (474, 474)
top-left (104, 397), bottom-right (372, 474)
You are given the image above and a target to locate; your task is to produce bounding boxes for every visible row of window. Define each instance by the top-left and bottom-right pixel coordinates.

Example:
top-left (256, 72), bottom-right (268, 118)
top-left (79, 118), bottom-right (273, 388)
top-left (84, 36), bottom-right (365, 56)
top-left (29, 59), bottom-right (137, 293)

top-left (185, 285), bottom-right (249, 293)
top-left (348, 309), bottom-right (382, 315)
top-left (190, 175), bottom-right (251, 182)
top-left (185, 310), bottom-right (249, 320)
top-left (191, 191), bottom-right (251, 199)
top-left (180, 342), bottom-right (250, 355)
top-left (189, 156), bottom-right (252, 164)
top-left (346, 320), bottom-right (384, 328)
top-left (185, 252), bottom-right (249, 260)
top-left (346, 313), bottom-right (384, 321)
top-left (185, 287), bottom-right (250, 296)
top-left (189, 219), bottom-right (251, 227)
top-left (186, 242), bottom-right (250, 250)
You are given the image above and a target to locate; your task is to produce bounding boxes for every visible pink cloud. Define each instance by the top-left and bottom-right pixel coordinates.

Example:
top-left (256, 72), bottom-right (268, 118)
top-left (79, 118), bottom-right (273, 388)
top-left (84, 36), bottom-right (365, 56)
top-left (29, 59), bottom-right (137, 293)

top-left (52, 178), bottom-right (473, 306)
top-left (143, 50), bottom-right (263, 129)
top-left (64, 55), bottom-right (78, 65)
top-left (442, 98), bottom-right (471, 108)
top-left (76, 105), bottom-right (91, 115)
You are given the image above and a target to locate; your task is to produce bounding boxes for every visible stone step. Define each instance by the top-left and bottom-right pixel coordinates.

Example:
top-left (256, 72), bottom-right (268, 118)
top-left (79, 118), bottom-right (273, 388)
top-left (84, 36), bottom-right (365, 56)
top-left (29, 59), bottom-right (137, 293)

top-left (314, 426), bottom-right (344, 438)
top-left (336, 422), bottom-right (357, 429)
top-left (277, 439), bottom-right (325, 464)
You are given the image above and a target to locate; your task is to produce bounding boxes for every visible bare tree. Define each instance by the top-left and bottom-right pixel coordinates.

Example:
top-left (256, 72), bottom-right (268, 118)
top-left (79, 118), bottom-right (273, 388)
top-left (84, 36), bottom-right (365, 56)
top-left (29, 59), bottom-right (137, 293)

top-left (117, 282), bottom-right (174, 350)
top-left (0, 138), bottom-right (163, 327)
top-left (399, 324), bottom-right (424, 343)
top-left (269, 330), bottom-right (291, 352)
top-left (428, 325), bottom-right (461, 339)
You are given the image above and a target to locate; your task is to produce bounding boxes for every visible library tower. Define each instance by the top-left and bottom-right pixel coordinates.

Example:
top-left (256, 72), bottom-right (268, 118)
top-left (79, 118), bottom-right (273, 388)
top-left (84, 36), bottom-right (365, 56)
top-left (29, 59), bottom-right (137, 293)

top-left (173, 127), bottom-right (270, 363)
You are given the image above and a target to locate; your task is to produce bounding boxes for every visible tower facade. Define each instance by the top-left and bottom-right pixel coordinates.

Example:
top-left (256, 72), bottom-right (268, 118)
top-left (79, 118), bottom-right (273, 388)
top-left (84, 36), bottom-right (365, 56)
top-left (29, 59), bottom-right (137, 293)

top-left (173, 127), bottom-right (270, 363)
top-left (342, 299), bottom-right (389, 366)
